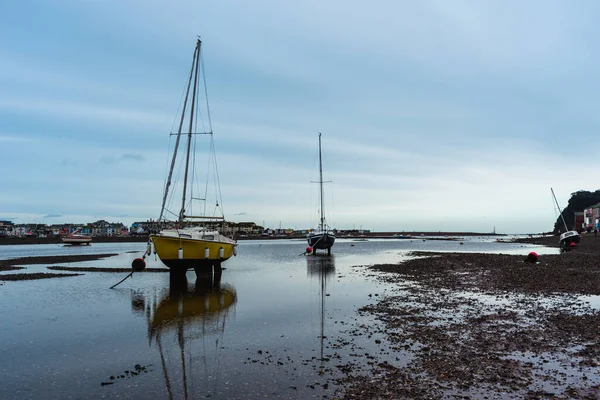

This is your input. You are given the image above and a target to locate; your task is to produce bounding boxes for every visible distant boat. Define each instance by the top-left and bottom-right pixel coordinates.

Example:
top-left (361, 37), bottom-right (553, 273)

top-left (393, 234), bottom-right (411, 239)
top-left (150, 39), bottom-right (237, 276)
top-left (307, 133), bottom-right (335, 255)
top-left (62, 229), bottom-right (92, 245)
top-left (551, 188), bottom-right (581, 247)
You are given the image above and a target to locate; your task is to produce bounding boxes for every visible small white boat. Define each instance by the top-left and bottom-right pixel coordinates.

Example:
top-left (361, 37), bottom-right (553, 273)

top-left (62, 230), bottom-right (92, 245)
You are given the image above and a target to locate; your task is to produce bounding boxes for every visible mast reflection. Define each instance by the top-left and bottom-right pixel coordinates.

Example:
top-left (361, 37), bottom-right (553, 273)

top-left (132, 272), bottom-right (237, 399)
top-left (306, 255), bottom-right (335, 370)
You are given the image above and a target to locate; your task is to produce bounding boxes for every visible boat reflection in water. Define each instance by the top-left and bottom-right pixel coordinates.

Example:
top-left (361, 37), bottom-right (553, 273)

top-left (131, 271), bottom-right (237, 399)
top-left (306, 255), bottom-right (335, 372)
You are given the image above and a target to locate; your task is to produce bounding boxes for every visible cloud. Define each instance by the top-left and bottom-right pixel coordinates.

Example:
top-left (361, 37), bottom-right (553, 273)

top-left (43, 214), bottom-right (62, 218)
top-left (121, 153), bottom-right (145, 162)
top-left (0, 135), bottom-right (31, 143)
top-left (58, 159), bottom-right (78, 167)
top-left (100, 153), bottom-right (145, 165)
top-left (233, 212), bottom-right (247, 216)
top-left (0, 97), bottom-right (171, 128)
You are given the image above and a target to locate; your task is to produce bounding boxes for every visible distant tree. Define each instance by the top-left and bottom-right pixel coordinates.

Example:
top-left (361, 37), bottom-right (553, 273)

top-left (553, 190), bottom-right (600, 233)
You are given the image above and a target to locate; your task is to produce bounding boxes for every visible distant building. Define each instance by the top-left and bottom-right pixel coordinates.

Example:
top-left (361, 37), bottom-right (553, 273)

top-left (583, 203), bottom-right (600, 231)
top-left (0, 220), bottom-right (13, 237)
top-left (574, 212), bottom-right (584, 233)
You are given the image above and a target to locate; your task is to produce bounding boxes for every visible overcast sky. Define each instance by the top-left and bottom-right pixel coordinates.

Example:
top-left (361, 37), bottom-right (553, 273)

top-left (1, 0), bottom-right (599, 233)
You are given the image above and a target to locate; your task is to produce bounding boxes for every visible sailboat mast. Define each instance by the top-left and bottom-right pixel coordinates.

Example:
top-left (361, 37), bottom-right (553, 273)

top-left (158, 44), bottom-right (199, 223)
top-left (318, 132), bottom-right (325, 231)
top-left (179, 39), bottom-right (202, 225)
top-left (551, 187), bottom-right (569, 232)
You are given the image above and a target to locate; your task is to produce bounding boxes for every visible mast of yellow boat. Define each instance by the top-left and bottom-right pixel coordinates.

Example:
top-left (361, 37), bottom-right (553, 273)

top-left (158, 41), bottom-right (199, 224)
top-left (179, 40), bottom-right (202, 226)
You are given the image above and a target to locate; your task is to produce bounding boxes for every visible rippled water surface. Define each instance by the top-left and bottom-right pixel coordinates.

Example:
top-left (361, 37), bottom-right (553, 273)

top-left (0, 237), bottom-right (556, 399)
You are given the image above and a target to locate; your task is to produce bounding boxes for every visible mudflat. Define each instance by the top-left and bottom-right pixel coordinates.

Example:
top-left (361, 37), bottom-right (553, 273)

top-left (336, 234), bottom-right (600, 399)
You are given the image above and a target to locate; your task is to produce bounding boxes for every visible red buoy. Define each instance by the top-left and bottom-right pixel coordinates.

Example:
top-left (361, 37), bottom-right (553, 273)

top-left (570, 242), bottom-right (576, 247)
top-left (306, 246), bottom-right (313, 254)
top-left (132, 257), bottom-right (146, 272)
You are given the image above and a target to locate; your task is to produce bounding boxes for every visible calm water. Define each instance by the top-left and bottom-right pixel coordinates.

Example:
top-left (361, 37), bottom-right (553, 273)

top-left (0, 237), bottom-right (556, 399)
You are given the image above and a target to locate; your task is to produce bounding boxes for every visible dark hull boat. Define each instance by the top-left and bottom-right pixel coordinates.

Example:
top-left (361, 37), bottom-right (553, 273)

top-left (308, 232), bottom-right (336, 251)
top-left (307, 133), bottom-right (335, 255)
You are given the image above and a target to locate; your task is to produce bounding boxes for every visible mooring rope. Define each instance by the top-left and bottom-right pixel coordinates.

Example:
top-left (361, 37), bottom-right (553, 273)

top-left (109, 240), bottom-right (152, 289)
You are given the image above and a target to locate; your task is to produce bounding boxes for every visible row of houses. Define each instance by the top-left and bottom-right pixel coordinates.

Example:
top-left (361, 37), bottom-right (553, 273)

top-left (0, 220), bottom-right (129, 237)
top-left (130, 221), bottom-right (303, 236)
top-left (0, 219), bottom-right (363, 238)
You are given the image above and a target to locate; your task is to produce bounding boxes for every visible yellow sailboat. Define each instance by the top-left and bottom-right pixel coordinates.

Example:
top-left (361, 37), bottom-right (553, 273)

top-left (151, 39), bottom-right (237, 276)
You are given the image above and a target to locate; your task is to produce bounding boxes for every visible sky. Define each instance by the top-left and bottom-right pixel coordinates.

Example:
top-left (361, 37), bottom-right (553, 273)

top-left (2, 0), bottom-right (600, 233)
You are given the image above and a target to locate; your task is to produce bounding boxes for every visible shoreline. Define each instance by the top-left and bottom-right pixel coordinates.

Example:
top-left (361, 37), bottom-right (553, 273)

top-left (0, 231), bottom-right (507, 246)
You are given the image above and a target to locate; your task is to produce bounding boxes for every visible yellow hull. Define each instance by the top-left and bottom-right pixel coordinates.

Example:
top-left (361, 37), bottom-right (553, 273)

top-left (150, 235), bottom-right (236, 269)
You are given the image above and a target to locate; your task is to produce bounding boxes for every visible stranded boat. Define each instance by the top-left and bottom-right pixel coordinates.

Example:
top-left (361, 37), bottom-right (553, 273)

top-left (307, 133), bottom-right (335, 255)
top-left (551, 188), bottom-right (581, 248)
top-left (150, 39), bottom-right (237, 276)
top-left (62, 229), bottom-right (92, 245)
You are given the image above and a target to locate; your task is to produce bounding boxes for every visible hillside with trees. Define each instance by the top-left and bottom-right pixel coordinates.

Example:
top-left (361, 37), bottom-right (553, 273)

top-left (553, 190), bottom-right (600, 233)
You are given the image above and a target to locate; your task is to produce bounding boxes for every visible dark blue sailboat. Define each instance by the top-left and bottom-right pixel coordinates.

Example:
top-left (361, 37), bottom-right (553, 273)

top-left (307, 133), bottom-right (335, 255)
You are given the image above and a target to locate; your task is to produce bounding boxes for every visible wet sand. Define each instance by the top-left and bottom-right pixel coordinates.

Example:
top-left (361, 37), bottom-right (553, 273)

top-left (0, 253), bottom-right (150, 281)
top-left (336, 234), bottom-right (600, 399)
top-left (0, 273), bottom-right (83, 281)
top-left (0, 266), bottom-right (23, 271)
top-left (47, 266), bottom-right (169, 273)
top-left (0, 253), bottom-right (170, 281)
top-left (0, 254), bottom-right (119, 267)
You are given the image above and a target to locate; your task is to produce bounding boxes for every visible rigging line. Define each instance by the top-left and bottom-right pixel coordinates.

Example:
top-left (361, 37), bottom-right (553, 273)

top-left (191, 49), bottom-right (205, 223)
top-left (201, 45), bottom-right (223, 219)
top-left (309, 151), bottom-right (319, 229)
top-left (196, 51), bottom-right (207, 136)
top-left (156, 333), bottom-right (174, 400)
top-left (170, 48), bottom-right (198, 135)
top-left (320, 267), bottom-right (326, 365)
top-left (212, 137), bottom-right (225, 218)
top-left (163, 208), bottom-right (179, 219)
top-left (178, 320), bottom-right (189, 400)
top-left (201, 50), bottom-right (214, 133)
top-left (159, 43), bottom-right (199, 222)
top-left (203, 136), bottom-right (212, 218)
top-left (213, 309), bottom-right (228, 395)
top-left (165, 151), bottom-right (185, 221)
top-left (160, 134), bottom-right (174, 221)
top-left (180, 39), bottom-right (202, 225)
top-left (322, 147), bottom-right (334, 228)
top-left (190, 133), bottom-right (197, 218)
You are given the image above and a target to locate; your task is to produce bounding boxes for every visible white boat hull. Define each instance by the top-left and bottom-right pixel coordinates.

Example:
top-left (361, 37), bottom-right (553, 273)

top-left (62, 236), bottom-right (92, 245)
